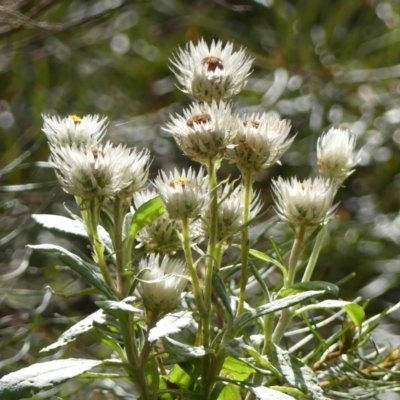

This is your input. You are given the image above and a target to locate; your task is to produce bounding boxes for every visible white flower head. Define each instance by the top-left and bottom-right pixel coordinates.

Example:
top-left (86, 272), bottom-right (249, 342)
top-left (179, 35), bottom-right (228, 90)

top-left (50, 142), bottom-right (150, 201)
top-left (225, 113), bottom-right (293, 176)
top-left (154, 167), bottom-right (207, 220)
top-left (170, 38), bottom-right (253, 103)
top-left (202, 184), bottom-right (263, 243)
top-left (317, 127), bottom-right (361, 182)
top-left (134, 189), bottom-right (183, 253)
top-left (115, 146), bottom-right (150, 202)
top-left (164, 101), bottom-right (238, 163)
top-left (42, 114), bottom-right (108, 147)
top-left (272, 176), bottom-right (337, 229)
top-left (138, 254), bottom-right (188, 313)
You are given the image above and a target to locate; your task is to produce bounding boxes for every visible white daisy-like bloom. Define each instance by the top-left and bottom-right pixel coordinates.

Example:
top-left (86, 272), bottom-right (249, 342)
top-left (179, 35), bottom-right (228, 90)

top-left (164, 101), bottom-right (238, 163)
top-left (170, 38), bottom-right (253, 103)
top-left (202, 184), bottom-right (263, 243)
top-left (225, 113), bottom-right (293, 177)
top-left (154, 167), bottom-right (207, 220)
top-left (42, 114), bottom-right (108, 147)
top-left (138, 254), bottom-right (188, 313)
top-left (50, 142), bottom-right (150, 201)
top-left (317, 127), bottom-right (361, 182)
top-left (272, 176), bottom-right (337, 229)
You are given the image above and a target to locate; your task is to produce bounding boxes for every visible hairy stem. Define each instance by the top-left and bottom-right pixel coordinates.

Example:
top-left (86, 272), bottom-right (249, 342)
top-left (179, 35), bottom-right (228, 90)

top-left (237, 170), bottom-right (253, 316)
top-left (272, 225), bottom-right (306, 344)
top-left (302, 225), bottom-right (327, 283)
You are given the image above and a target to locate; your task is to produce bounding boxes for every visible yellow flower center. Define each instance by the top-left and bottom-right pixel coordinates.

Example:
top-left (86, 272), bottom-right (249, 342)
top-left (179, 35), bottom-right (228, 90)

top-left (70, 115), bottom-right (82, 124)
top-left (169, 177), bottom-right (191, 189)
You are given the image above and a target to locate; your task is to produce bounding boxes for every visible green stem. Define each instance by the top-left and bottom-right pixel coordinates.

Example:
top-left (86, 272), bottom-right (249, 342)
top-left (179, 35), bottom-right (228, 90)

top-left (301, 225), bottom-right (327, 283)
top-left (202, 160), bottom-right (219, 396)
top-left (139, 311), bottom-right (159, 369)
top-left (88, 197), bottom-right (115, 292)
top-left (237, 170), bottom-right (253, 316)
top-left (182, 218), bottom-right (206, 316)
top-left (272, 225), bottom-right (306, 344)
top-left (114, 198), bottom-right (128, 298)
top-left (119, 313), bottom-right (151, 400)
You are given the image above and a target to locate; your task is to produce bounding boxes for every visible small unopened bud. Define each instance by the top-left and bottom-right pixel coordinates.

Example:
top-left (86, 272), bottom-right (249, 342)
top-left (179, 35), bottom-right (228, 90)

top-left (317, 127), bottom-right (361, 182)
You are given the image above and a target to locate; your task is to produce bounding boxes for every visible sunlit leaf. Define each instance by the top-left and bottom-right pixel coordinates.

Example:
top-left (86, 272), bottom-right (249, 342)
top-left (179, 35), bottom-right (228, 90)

top-left (0, 359), bottom-right (103, 400)
top-left (233, 290), bottom-right (325, 333)
top-left (148, 311), bottom-right (193, 342)
top-left (40, 310), bottom-right (106, 355)
top-left (28, 244), bottom-right (116, 299)
top-left (266, 342), bottom-right (329, 400)
top-left (129, 196), bottom-right (165, 239)
top-left (32, 214), bottom-right (113, 250)
top-left (250, 386), bottom-right (297, 400)
top-left (296, 300), bottom-right (365, 326)
top-left (279, 281), bottom-right (339, 298)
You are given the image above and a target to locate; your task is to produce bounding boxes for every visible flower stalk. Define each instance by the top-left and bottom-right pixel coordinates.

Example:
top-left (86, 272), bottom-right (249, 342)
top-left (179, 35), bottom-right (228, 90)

top-left (237, 169), bottom-right (253, 316)
top-left (272, 225), bottom-right (306, 344)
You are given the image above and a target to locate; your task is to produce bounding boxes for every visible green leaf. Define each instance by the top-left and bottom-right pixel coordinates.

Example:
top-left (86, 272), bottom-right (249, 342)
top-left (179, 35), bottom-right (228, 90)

top-left (129, 196), bottom-right (165, 239)
top-left (32, 214), bottom-right (113, 251)
top-left (220, 356), bottom-right (256, 381)
top-left (212, 272), bottom-right (233, 319)
top-left (148, 311), bottom-right (193, 342)
top-left (166, 364), bottom-right (191, 389)
top-left (248, 248), bottom-right (287, 279)
top-left (40, 310), bottom-right (106, 355)
top-left (250, 387), bottom-right (296, 400)
top-left (217, 384), bottom-right (242, 400)
top-left (145, 359), bottom-right (160, 392)
top-left (28, 244), bottom-right (116, 299)
top-left (95, 299), bottom-right (142, 315)
top-left (233, 290), bottom-right (325, 333)
top-left (279, 281), bottom-right (339, 298)
top-left (161, 389), bottom-right (205, 400)
top-left (163, 338), bottom-right (209, 365)
top-left (296, 300), bottom-right (365, 326)
top-left (266, 342), bottom-right (328, 400)
top-left (0, 359), bottom-right (103, 400)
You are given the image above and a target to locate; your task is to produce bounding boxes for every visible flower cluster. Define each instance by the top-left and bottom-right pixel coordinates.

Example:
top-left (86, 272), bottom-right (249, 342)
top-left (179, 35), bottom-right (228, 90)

top-left (43, 114), bottom-right (150, 203)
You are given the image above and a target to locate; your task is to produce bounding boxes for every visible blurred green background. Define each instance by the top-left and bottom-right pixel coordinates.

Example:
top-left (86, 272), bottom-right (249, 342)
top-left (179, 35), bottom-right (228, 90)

top-left (1, 0), bottom-right (400, 397)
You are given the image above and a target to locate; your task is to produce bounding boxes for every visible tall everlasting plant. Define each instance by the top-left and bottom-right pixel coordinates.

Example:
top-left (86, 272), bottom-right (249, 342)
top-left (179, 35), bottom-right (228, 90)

top-left (1, 39), bottom-right (400, 400)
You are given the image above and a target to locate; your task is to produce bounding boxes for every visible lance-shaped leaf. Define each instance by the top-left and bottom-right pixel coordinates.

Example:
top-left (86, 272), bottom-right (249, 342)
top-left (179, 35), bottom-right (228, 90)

top-left (96, 299), bottom-right (142, 315)
top-left (149, 311), bottom-right (193, 342)
top-left (250, 387), bottom-right (296, 400)
top-left (266, 342), bottom-right (329, 400)
top-left (212, 272), bottom-right (233, 319)
top-left (129, 196), bottom-right (165, 239)
top-left (32, 214), bottom-right (113, 250)
top-left (0, 359), bottom-right (103, 400)
top-left (279, 281), bottom-right (339, 299)
top-left (28, 244), bottom-right (116, 299)
top-left (163, 337), bottom-right (210, 364)
top-left (40, 310), bottom-right (106, 355)
top-left (233, 290), bottom-right (325, 333)
top-left (295, 300), bottom-right (365, 326)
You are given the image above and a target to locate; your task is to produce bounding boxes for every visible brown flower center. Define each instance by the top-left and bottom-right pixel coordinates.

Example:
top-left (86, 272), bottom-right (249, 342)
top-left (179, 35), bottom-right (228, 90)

top-left (243, 120), bottom-right (260, 129)
top-left (186, 113), bottom-right (212, 128)
top-left (91, 148), bottom-right (105, 159)
top-left (202, 56), bottom-right (224, 72)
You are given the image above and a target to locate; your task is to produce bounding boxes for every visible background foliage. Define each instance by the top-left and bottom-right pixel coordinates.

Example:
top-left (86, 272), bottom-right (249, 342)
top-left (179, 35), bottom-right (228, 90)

top-left (1, 0), bottom-right (400, 398)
